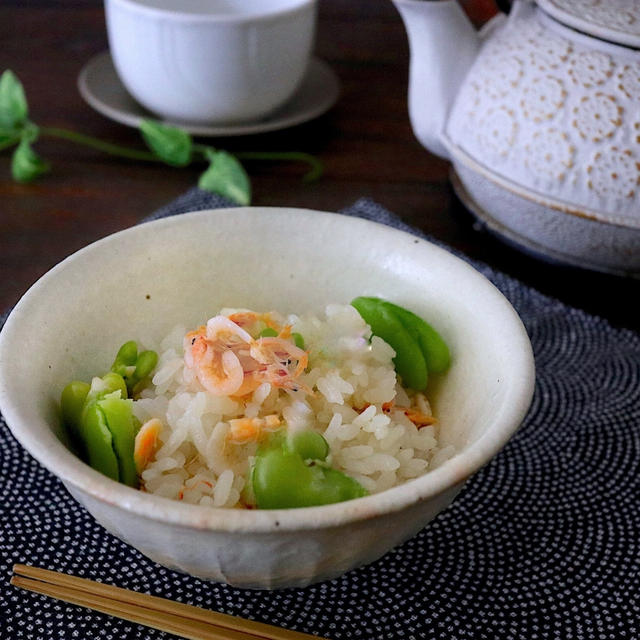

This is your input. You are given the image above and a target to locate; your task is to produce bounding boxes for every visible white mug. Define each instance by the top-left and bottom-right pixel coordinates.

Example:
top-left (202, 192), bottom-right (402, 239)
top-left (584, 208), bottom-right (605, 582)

top-left (105, 0), bottom-right (317, 125)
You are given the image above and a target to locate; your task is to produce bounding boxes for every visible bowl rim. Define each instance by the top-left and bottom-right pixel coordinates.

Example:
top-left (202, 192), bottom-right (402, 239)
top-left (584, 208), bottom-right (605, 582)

top-left (0, 207), bottom-right (536, 533)
top-left (106, 0), bottom-right (316, 25)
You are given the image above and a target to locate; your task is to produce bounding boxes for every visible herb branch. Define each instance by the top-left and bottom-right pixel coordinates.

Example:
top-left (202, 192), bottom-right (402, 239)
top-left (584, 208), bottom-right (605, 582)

top-left (0, 70), bottom-right (323, 205)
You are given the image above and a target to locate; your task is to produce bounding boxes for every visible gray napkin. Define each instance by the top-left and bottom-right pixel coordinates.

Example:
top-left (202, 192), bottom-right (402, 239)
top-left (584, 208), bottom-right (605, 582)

top-left (1, 192), bottom-right (639, 640)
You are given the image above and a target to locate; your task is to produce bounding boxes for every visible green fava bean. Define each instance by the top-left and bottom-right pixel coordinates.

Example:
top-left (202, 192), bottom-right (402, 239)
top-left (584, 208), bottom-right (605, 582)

top-left (111, 341), bottom-right (138, 379)
top-left (60, 381), bottom-right (90, 441)
top-left (110, 341), bottom-right (159, 396)
top-left (351, 297), bottom-right (428, 391)
top-left (80, 403), bottom-right (119, 481)
top-left (253, 448), bottom-right (314, 509)
top-left (289, 430), bottom-right (329, 461)
top-left (252, 436), bottom-right (368, 509)
top-left (114, 340), bottom-right (138, 367)
top-left (98, 396), bottom-right (138, 488)
top-left (315, 467), bottom-right (369, 503)
top-left (78, 370), bottom-right (127, 452)
top-left (84, 372), bottom-right (128, 406)
top-left (130, 350), bottom-right (159, 396)
top-left (100, 372), bottom-right (128, 399)
top-left (135, 350), bottom-right (158, 380)
top-left (380, 301), bottom-right (450, 374)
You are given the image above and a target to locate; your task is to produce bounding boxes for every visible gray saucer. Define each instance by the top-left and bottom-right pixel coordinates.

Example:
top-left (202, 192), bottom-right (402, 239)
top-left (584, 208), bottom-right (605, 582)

top-left (78, 51), bottom-right (340, 137)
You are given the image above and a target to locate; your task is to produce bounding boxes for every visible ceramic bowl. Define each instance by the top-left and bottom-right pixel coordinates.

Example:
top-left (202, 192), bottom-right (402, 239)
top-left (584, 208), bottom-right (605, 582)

top-left (0, 208), bottom-right (535, 589)
top-left (105, 0), bottom-right (317, 124)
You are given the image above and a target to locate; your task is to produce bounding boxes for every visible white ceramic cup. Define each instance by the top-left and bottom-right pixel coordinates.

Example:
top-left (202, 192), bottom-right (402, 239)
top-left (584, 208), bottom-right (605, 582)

top-left (104, 0), bottom-right (317, 125)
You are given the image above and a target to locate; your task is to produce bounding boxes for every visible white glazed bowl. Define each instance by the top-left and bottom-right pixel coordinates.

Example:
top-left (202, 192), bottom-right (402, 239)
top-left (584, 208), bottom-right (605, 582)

top-left (105, 0), bottom-right (317, 124)
top-left (0, 208), bottom-right (535, 589)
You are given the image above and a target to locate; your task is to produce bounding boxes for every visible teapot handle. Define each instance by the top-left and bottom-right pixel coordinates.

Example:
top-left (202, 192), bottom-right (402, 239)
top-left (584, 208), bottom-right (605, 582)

top-left (458, 0), bottom-right (503, 28)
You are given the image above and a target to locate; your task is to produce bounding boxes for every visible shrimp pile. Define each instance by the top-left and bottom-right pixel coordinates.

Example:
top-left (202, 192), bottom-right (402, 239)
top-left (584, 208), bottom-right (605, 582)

top-left (183, 312), bottom-right (310, 398)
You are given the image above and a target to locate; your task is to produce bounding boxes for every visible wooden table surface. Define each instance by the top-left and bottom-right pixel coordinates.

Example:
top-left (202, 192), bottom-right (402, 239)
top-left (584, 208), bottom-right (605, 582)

top-left (1, 0), bottom-right (638, 331)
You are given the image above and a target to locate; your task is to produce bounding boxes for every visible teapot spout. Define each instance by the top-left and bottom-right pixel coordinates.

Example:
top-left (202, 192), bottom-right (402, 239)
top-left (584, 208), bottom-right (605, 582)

top-left (393, 0), bottom-right (481, 159)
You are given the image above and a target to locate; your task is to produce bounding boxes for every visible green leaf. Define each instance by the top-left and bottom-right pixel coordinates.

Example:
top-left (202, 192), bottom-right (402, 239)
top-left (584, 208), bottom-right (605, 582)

top-left (0, 125), bottom-right (17, 140)
top-left (139, 119), bottom-right (192, 166)
top-left (1, 119), bottom-right (36, 153)
top-left (0, 70), bottom-right (28, 129)
top-left (198, 149), bottom-right (251, 205)
top-left (0, 131), bottom-right (20, 152)
top-left (11, 137), bottom-right (50, 183)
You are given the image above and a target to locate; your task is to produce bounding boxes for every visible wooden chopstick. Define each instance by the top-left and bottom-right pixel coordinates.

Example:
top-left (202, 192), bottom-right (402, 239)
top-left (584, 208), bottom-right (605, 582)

top-left (12, 565), bottom-right (327, 640)
top-left (11, 575), bottom-right (236, 640)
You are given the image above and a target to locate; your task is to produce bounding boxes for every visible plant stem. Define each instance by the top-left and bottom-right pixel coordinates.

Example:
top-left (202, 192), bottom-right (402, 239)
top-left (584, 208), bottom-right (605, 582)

top-left (39, 127), bottom-right (161, 162)
top-left (38, 128), bottom-right (323, 181)
top-left (235, 151), bottom-right (324, 183)
top-left (193, 144), bottom-right (323, 182)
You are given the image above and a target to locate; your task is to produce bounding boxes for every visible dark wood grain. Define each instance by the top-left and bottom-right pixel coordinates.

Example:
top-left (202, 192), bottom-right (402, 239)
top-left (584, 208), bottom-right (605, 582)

top-left (1, 0), bottom-right (638, 330)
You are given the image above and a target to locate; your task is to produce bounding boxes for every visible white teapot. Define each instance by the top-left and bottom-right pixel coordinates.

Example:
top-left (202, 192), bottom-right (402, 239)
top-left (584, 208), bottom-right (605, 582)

top-left (393, 0), bottom-right (640, 275)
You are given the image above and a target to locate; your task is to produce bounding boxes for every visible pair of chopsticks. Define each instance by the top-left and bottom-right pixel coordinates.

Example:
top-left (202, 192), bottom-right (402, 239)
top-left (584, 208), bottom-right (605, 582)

top-left (11, 564), bottom-right (327, 640)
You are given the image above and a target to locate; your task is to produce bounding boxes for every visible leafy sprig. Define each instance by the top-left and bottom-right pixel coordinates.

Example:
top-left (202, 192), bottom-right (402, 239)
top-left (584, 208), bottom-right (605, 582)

top-left (0, 70), bottom-right (323, 204)
top-left (0, 70), bottom-right (27, 129)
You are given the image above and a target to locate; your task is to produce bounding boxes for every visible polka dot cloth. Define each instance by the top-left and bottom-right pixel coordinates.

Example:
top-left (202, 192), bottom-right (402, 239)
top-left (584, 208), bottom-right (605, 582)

top-left (1, 194), bottom-right (639, 639)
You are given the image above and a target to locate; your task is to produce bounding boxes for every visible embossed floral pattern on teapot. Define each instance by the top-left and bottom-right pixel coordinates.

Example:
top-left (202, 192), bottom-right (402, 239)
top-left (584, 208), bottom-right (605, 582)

top-left (394, 0), bottom-right (640, 274)
top-left (446, 1), bottom-right (640, 226)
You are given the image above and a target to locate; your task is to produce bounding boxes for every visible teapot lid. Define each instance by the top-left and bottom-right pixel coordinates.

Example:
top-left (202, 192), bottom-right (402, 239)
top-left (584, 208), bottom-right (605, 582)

top-left (536, 0), bottom-right (640, 47)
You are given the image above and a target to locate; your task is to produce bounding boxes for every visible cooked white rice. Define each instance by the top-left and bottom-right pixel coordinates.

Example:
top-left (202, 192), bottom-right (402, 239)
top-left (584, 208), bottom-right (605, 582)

top-left (133, 304), bottom-right (454, 508)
